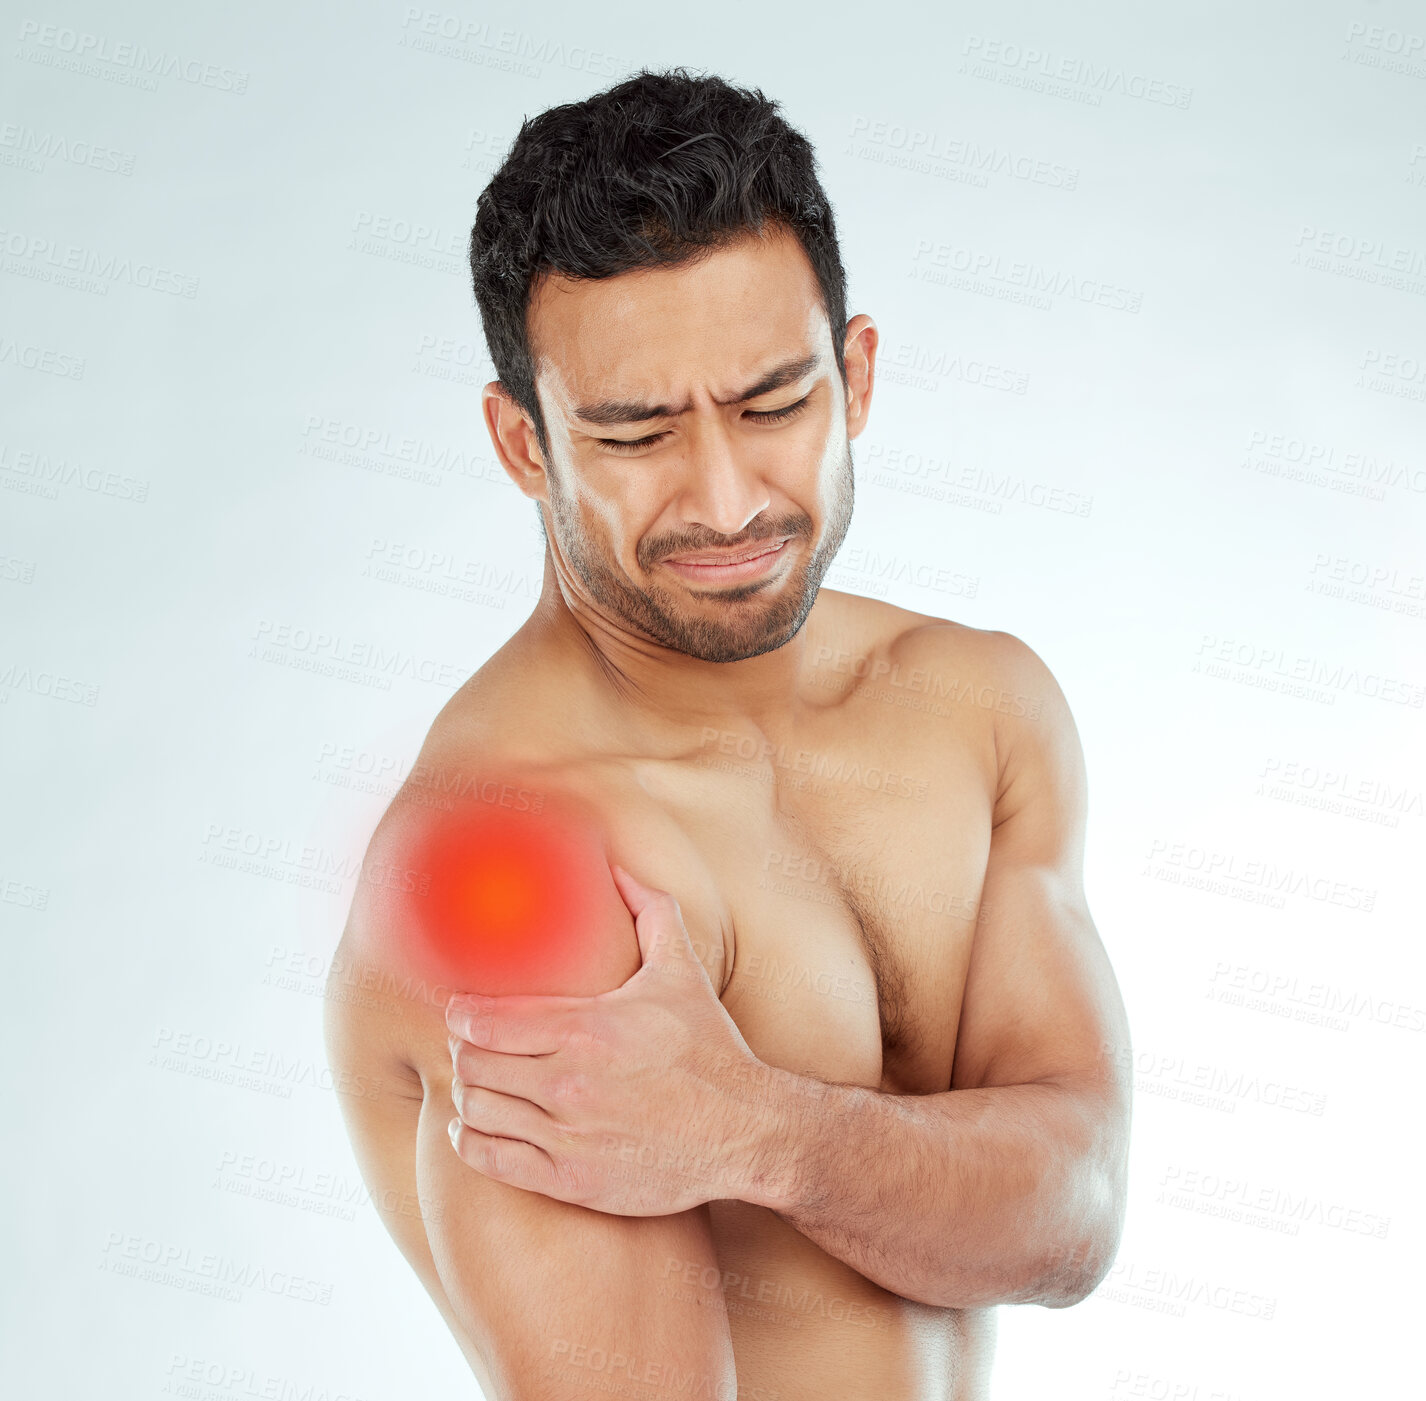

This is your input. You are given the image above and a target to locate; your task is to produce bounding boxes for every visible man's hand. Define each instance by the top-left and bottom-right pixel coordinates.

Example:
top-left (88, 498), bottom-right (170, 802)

top-left (444, 865), bottom-right (775, 1215)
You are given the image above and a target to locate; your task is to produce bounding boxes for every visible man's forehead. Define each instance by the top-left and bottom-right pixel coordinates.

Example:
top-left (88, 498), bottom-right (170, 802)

top-left (527, 228), bottom-right (828, 410)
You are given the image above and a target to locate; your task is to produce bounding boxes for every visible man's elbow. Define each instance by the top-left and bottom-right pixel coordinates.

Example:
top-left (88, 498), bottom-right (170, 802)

top-left (934, 1196), bottom-right (1124, 1311)
top-left (1034, 1080), bottom-right (1130, 1307)
top-left (1036, 1186), bottom-right (1127, 1309)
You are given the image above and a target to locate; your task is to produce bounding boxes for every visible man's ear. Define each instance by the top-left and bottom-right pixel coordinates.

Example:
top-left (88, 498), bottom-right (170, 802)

top-left (482, 381), bottom-right (550, 502)
top-left (842, 314), bottom-right (878, 442)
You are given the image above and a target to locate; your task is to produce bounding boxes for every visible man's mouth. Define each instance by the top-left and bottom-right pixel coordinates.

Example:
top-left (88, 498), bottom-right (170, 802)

top-left (660, 536), bottom-right (792, 583)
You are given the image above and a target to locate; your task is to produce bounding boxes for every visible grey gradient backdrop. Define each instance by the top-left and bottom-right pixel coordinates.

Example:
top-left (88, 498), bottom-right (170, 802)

top-left (3, 1), bottom-right (1423, 1397)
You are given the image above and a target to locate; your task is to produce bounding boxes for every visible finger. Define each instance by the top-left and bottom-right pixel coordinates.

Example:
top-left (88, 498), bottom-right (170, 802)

top-left (451, 1077), bottom-right (550, 1145)
top-left (621, 884), bottom-right (699, 974)
top-left (447, 1119), bottom-right (563, 1197)
top-left (611, 864), bottom-right (686, 938)
top-left (610, 863), bottom-right (656, 916)
top-left (445, 992), bottom-right (583, 1053)
top-left (450, 1037), bottom-right (548, 1103)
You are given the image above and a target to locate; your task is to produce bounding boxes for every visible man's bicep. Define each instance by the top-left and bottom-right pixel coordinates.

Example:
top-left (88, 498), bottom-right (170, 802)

top-left (415, 1089), bottom-right (735, 1401)
top-left (364, 767), bottom-right (737, 1396)
top-left (954, 860), bottom-right (1129, 1098)
top-left (952, 634), bottom-right (1130, 1099)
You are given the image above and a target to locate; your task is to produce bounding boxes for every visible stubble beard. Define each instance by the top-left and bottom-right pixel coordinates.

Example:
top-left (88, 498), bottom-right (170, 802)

top-left (546, 442), bottom-right (855, 664)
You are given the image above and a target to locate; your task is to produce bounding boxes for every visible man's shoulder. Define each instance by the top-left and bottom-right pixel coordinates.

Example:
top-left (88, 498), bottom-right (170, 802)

top-left (894, 615), bottom-right (1060, 718)
top-left (822, 589), bottom-right (1059, 724)
top-left (331, 702), bottom-right (641, 1008)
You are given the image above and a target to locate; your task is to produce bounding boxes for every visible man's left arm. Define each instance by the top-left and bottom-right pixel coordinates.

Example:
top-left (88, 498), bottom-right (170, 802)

top-left (742, 631), bottom-right (1133, 1310)
top-left (443, 633), bottom-right (1133, 1309)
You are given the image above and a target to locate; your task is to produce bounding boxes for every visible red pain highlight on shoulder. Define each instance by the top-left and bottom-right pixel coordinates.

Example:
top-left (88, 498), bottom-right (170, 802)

top-left (391, 794), bottom-right (616, 994)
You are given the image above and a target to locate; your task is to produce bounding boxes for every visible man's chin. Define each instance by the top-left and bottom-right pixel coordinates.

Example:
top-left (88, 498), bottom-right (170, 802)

top-left (645, 582), bottom-right (819, 662)
top-left (661, 570), bottom-right (783, 607)
top-left (562, 531), bottom-right (827, 663)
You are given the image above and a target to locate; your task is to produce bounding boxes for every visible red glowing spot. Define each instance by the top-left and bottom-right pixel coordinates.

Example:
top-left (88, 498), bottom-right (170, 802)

top-left (393, 794), bottom-right (622, 995)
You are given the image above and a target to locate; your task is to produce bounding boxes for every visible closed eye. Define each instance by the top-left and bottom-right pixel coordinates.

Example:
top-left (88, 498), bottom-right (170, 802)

top-left (598, 394), bottom-right (812, 454)
top-left (747, 395), bottom-right (812, 426)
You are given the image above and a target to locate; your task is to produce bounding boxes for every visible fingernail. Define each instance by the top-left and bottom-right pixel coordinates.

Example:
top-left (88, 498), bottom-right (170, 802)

top-left (448, 1117), bottom-right (460, 1147)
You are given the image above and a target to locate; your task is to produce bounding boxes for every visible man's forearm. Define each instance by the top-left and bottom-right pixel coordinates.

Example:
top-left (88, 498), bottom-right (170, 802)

top-left (728, 1064), bottom-right (1126, 1310)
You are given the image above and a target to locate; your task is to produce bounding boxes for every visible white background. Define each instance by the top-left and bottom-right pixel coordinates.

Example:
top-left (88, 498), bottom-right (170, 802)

top-left (3, 1), bottom-right (1423, 1397)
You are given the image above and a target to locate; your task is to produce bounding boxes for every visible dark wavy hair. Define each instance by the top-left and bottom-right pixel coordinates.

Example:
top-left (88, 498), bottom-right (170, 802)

top-left (469, 67), bottom-right (849, 461)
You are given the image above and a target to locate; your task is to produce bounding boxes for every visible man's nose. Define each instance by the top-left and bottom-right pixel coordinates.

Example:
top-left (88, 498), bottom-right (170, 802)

top-left (675, 421), bottom-right (771, 536)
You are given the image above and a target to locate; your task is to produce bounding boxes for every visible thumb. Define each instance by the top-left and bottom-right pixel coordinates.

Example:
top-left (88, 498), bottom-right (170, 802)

top-left (611, 864), bottom-right (694, 971)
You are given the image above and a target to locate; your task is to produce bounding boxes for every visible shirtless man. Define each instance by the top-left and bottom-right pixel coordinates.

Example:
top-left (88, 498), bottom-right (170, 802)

top-left (323, 69), bottom-right (1131, 1401)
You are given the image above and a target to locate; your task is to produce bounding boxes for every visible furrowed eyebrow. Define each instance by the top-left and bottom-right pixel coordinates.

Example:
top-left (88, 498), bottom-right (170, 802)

top-left (572, 352), bottom-right (821, 426)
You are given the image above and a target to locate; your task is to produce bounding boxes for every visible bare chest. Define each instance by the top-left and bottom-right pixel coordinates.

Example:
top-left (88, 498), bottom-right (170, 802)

top-left (626, 712), bottom-right (995, 1096)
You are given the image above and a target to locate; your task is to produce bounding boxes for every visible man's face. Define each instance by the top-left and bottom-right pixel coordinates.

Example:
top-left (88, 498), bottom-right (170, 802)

top-left (522, 226), bottom-right (861, 664)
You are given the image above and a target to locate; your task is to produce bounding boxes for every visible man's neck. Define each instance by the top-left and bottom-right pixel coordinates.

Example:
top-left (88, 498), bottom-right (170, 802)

top-left (528, 549), bottom-right (813, 739)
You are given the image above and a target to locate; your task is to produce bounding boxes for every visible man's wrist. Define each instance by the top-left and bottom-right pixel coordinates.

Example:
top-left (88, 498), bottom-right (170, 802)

top-left (718, 1054), bottom-right (827, 1213)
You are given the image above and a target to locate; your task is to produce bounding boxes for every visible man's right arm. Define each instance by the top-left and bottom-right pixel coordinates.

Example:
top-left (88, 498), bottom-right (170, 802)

top-left (326, 779), bottom-right (737, 1400)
